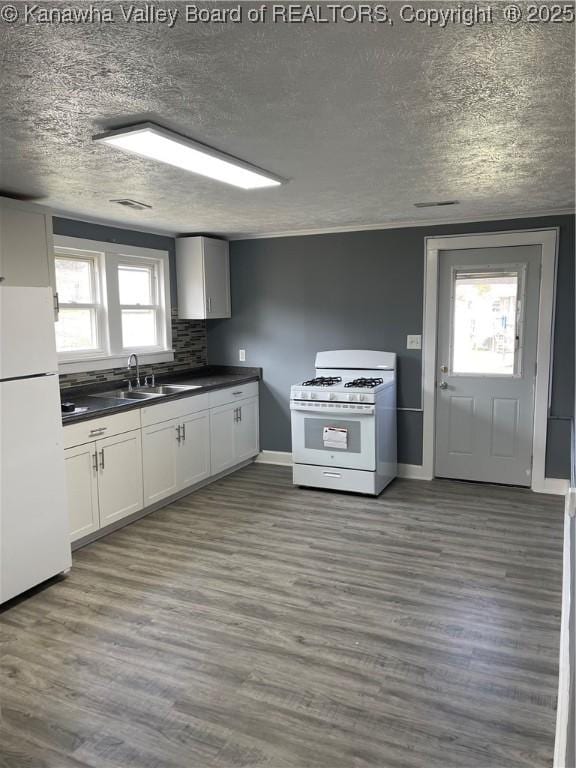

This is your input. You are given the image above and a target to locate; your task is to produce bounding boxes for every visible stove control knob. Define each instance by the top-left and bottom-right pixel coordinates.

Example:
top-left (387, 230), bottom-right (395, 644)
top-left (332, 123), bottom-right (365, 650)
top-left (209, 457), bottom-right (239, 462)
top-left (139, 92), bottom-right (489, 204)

top-left (360, 394), bottom-right (367, 402)
top-left (310, 392), bottom-right (317, 400)
top-left (330, 392), bottom-right (337, 401)
top-left (348, 393), bottom-right (357, 402)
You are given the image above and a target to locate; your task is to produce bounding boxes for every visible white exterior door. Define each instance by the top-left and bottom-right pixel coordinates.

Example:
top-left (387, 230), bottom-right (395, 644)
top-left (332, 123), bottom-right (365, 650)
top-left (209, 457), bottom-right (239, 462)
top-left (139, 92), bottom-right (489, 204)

top-left (435, 245), bottom-right (541, 486)
top-left (97, 430), bottom-right (143, 526)
top-left (178, 411), bottom-right (211, 488)
top-left (234, 398), bottom-right (260, 463)
top-left (210, 403), bottom-right (237, 475)
top-left (142, 419), bottom-right (180, 506)
top-left (64, 443), bottom-right (100, 542)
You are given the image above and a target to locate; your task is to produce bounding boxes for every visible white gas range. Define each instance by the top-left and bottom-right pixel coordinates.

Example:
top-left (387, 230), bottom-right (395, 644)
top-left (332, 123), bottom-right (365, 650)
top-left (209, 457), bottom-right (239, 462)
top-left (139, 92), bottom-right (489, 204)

top-left (290, 350), bottom-right (397, 495)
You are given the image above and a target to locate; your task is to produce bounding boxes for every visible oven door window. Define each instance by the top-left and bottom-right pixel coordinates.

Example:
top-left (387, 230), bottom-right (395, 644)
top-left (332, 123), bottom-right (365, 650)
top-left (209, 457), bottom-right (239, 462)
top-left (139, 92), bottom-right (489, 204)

top-left (292, 411), bottom-right (376, 471)
top-left (304, 418), bottom-right (362, 453)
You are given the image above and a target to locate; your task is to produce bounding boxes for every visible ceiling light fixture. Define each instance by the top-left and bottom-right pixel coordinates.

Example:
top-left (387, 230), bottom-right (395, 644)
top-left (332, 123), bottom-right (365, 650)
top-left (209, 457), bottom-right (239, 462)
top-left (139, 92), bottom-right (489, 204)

top-left (94, 123), bottom-right (284, 190)
top-left (414, 200), bottom-right (460, 208)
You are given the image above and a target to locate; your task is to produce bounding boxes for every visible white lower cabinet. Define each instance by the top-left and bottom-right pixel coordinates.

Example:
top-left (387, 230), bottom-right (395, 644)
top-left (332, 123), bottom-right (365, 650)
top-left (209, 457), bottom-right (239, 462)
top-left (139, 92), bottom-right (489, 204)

top-left (64, 444), bottom-right (100, 542)
top-left (64, 429), bottom-right (143, 543)
top-left (142, 409), bottom-right (211, 507)
top-left (97, 430), bottom-right (144, 527)
top-left (65, 384), bottom-right (259, 543)
top-left (210, 396), bottom-right (259, 474)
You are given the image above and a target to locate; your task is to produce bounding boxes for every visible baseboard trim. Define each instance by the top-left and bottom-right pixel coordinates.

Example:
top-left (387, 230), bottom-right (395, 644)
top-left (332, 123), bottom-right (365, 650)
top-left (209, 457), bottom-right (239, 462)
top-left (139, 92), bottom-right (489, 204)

top-left (255, 450), bottom-right (293, 466)
top-left (538, 477), bottom-right (570, 496)
top-left (256, 452), bottom-right (430, 480)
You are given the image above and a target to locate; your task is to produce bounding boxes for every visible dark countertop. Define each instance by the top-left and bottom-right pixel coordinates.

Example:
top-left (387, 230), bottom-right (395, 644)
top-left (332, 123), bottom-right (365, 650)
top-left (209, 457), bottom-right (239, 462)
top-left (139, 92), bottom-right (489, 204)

top-left (61, 366), bottom-right (261, 426)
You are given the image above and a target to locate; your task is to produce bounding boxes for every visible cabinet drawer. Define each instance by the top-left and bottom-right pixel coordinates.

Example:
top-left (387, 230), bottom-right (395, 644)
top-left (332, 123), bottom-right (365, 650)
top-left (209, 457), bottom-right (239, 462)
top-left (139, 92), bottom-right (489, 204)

top-left (140, 392), bottom-right (210, 427)
top-left (209, 382), bottom-right (258, 408)
top-left (64, 409), bottom-right (141, 449)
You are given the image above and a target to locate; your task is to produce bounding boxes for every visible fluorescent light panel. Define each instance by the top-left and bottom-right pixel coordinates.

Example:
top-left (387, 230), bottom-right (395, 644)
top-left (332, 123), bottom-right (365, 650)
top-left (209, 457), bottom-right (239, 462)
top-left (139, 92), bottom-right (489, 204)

top-left (95, 124), bottom-right (283, 190)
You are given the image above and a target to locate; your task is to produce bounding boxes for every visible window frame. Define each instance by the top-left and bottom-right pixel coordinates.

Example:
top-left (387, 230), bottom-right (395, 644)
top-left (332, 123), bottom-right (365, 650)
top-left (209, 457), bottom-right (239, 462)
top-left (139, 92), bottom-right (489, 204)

top-left (54, 236), bottom-right (173, 374)
top-left (448, 262), bottom-right (527, 379)
top-left (53, 248), bottom-right (107, 361)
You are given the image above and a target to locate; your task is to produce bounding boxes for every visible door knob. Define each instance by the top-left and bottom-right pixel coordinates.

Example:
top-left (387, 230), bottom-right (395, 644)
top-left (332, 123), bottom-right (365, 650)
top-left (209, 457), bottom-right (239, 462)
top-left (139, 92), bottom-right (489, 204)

top-left (439, 381), bottom-right (448, 390)
top-left (440, 365), bottom-right (448, 373)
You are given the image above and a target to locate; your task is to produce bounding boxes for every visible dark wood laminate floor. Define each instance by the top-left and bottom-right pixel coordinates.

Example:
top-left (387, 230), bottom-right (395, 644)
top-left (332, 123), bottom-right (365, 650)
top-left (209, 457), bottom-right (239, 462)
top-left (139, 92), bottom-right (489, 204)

top-left (0, 465), bottom-right (565, 768)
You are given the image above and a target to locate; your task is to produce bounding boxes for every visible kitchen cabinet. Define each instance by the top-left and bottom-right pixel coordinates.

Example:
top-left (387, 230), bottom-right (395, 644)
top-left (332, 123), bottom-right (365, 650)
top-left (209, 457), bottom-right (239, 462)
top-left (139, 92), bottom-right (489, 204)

top-left (97, 430), bottom-right (143, 527)
top-left (64, 443), bottom-right (100, 541)
top-left (210, 396), bottom-right (259, 475)
top-left (0, 198), bottom-right (57, 315)
top-left (142, 409), bottom-right (210, 507)
top-left (64, 411), bottom-right (144, 543)
top-left (175, 236), bottom-right (231, 319)
top-left (64, 382), bottom-right (259, 544)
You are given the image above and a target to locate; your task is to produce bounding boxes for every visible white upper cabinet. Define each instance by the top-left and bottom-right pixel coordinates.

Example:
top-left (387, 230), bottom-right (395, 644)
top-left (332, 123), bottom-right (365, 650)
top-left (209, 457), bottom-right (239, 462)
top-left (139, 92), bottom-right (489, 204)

top-left (175, 236), bottom-right (231, 320)
top-left (0, 198), bottom-right (56, 295)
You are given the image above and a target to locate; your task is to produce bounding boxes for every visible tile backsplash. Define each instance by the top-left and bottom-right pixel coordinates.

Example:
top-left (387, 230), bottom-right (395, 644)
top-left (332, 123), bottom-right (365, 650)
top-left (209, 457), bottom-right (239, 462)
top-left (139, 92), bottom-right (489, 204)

top-left (59, 308), bottom-right (207, 389)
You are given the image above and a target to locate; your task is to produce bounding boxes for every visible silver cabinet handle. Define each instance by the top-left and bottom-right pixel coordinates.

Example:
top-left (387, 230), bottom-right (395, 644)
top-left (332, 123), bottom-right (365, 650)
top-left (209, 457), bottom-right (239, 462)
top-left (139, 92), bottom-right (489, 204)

top-left (233, 391), bottom-right (243, 396)
top-left (89, 427), bottom-right (107, 437)
top-left (238, 406), bottom-right (242, 422)
top-left (176, 424), bottom-right (182, 443)
top-left (439, 381), bottom-right (448, 390)
top-left (92, 452), bottom-right (98, 472)
top-left (207, 296), bottom-right (212, 313)
top-left (323, 471), bottom-right (342, 478)
top-left (99, 449), bottom-right (105, 470)
top-left (181, 423), bottom-right (186, 442)
top-left (54, 292), bottom-right (60, 318)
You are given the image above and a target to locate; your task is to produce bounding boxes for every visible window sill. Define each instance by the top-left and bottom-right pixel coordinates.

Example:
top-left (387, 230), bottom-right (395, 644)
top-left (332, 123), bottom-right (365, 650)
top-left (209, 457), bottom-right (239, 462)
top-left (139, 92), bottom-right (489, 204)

top-left (58, 350), bottom-right (175, 375)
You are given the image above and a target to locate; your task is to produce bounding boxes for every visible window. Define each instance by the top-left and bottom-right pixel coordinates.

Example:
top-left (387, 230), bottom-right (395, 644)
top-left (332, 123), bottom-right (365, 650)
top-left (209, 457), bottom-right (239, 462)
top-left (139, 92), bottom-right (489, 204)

top-left (54, 253), bottom-right (103, 354)
top-left (54, 237), bottom-right (172, 372)
top-left (451, 268), bottom-right (523, 376)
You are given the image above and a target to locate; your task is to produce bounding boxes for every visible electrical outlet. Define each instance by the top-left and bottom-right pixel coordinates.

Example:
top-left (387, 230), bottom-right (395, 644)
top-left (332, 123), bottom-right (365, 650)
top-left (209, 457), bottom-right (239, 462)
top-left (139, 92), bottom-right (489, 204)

top-left (407, 335), bottom-right (422, 350)
top-left (239, 349), bottom-right (246, 362)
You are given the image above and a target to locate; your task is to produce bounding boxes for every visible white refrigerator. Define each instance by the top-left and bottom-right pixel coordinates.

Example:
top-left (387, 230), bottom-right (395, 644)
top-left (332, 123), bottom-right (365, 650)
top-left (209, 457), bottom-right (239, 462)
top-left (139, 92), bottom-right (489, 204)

top-left (0, 286), bottom-right (71, 604)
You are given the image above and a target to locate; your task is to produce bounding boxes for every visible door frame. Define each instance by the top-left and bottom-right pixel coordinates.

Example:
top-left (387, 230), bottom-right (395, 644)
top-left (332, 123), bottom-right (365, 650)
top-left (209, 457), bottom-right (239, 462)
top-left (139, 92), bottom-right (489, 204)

top-left (422, 228), bottom-right (559, 493)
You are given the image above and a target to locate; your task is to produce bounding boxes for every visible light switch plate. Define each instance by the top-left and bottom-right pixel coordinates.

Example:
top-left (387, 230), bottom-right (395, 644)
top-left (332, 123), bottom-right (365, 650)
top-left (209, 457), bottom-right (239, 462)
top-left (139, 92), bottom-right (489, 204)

top-left (407, 335), bottom-right (422, 350)
top-left (239, 349), bottom-right (246, 362)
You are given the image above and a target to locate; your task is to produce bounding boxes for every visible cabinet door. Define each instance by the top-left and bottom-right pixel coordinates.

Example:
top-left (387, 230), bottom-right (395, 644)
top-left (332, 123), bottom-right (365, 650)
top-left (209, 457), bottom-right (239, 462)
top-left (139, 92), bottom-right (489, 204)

top-left (235, 398), bottom-right (260, 463)
top-left (0, 205), bottom-right (52, 288)
top-left (96, 430), bottom-right (143, 527)
top-left (64, 444), bottom-right (100, 542)
top-left (178, 410), bottom-right (211, 489)
top-left (210, 403), bottom-right (237, 475)
top-left (142, 418), bottom-right (180, 506)
top-left (203, 238), bottom-right (231, 318)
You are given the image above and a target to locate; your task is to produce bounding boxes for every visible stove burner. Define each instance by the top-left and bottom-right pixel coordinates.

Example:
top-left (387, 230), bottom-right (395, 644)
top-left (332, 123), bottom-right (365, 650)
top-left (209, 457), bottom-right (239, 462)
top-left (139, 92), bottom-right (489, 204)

top-left (301, 376), bottom-right (342, 387)
top-left (344, 377), bottom-right (384, 389)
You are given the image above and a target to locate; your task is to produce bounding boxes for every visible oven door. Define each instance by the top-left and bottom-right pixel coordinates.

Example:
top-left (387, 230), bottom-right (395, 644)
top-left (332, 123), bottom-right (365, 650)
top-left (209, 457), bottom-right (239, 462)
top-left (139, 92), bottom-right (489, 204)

top-left (290, 402), bottom-right (375, 470)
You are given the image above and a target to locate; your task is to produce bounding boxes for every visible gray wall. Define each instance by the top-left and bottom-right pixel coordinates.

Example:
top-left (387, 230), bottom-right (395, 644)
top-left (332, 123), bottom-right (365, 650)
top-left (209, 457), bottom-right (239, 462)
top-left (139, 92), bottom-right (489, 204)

top-left (207, 215), bottom-right (575, 476)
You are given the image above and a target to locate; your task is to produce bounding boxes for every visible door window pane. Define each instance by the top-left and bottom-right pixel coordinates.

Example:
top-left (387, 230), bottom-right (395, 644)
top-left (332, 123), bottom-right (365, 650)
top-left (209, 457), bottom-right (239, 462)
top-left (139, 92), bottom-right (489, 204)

top-left (55, 257), bottom-right (95, 303)
top-left (118, 264), bottom-right (154, 305)
top-left (452, 271), bottom-right (519, 375)
top-left (55, 309), bottom-right (98, 352)
top-left (121, 309), bottom-right (157, 348)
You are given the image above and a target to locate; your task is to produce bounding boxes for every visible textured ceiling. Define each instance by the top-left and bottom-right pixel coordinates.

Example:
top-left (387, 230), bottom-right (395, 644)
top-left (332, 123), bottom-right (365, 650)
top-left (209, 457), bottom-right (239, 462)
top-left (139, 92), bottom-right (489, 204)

top-left (0, 2), bottom-right (574, 237)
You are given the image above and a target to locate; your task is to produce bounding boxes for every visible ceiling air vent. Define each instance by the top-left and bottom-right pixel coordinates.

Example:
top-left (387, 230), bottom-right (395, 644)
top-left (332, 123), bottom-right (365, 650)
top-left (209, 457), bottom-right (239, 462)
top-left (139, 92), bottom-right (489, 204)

top-left (414, 200), bottom-right (459, 208)
top-left (110, 198), bottom-right (152, 211)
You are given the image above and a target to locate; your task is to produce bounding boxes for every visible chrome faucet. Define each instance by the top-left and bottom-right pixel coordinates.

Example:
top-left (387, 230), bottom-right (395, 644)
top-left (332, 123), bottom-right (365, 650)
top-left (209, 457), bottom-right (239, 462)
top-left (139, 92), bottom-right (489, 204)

top-left (127, 353), bottom-right (140, 388)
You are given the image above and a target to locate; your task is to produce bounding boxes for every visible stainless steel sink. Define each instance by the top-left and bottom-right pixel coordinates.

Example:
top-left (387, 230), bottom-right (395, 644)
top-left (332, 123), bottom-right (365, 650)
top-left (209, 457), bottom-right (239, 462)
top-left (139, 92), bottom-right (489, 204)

top-left (91, 389), bottom-right (163, 400)
top-left (139, 384), bottom-right (203, 395)
top-left (89, 383), bottom-right (202, 401)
